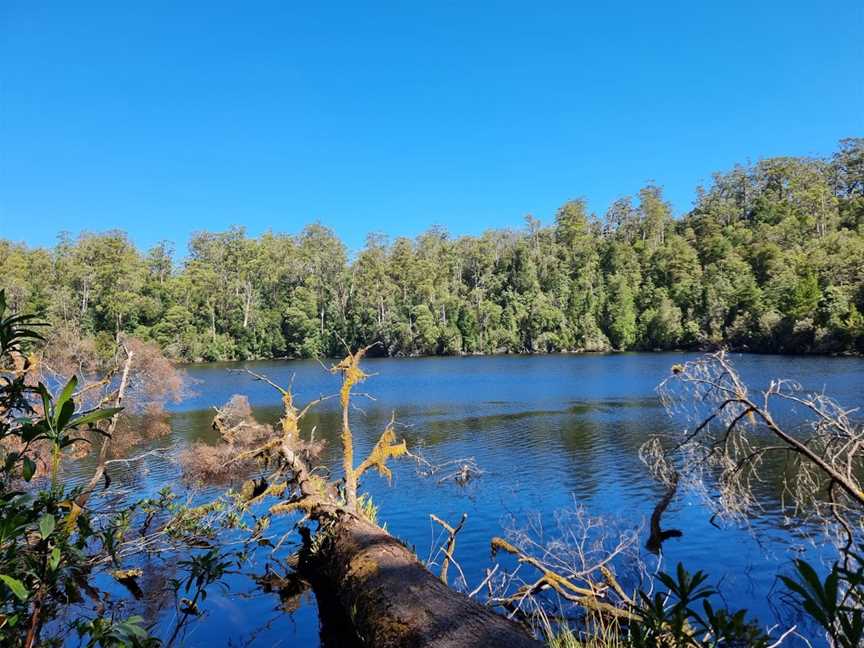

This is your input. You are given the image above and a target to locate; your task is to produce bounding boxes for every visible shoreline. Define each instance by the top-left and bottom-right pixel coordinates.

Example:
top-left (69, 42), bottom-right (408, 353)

top-left (174, 345), bottom-right (864, 367)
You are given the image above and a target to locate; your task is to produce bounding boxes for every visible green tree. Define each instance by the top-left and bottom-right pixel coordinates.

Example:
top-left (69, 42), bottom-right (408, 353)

top-left (604, 274), bottom-right (637, 349)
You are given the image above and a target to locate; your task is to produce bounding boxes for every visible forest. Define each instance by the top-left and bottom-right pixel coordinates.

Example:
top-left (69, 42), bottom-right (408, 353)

top-left (1, 138), bottom-right (863, 361)
top-left (1, 139), bottom-right (863, 648)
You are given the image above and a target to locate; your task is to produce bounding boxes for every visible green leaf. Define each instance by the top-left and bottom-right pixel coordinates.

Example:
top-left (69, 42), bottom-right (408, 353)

top-left (779, 575), bottom-right (808, 598)
top-left (20, 423), bottom-right (45, 443)
top-left (16, 329), bottom-right (45, 342)
top-left (55, 376), bottom-right (78, 413)
top-left (22, 457), bottom-right (36, 482)
top-left (49, 547), bottom-right (61, 571)
top-left (122, 617), bottom-right (148, 639)
top-left (795, 559), bottom-right (824, 598)
top-left (38, 383), bottom-right (52, 425)
top-left (39, 513), bottom-right (56, 539)
top-left (56, 399), bottom-right (76, 432)
top-left (69, 407), bottom-right (123, 429)
top-left (0, 574), bottom-right (29, 601)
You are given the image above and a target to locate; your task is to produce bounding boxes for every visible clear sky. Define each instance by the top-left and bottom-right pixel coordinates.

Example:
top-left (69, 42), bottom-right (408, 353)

top-left (1, 1), bottom-right (862, 255)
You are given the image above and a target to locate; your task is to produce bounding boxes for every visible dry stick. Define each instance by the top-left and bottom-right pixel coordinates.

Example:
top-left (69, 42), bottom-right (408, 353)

top-left (599, 565), bottom-right (635, 607)
top-left (430, 512), bottom-right (467, 585)
top-left (104, 447), bottom-right (170, 466)
top-left (829, 481), bottom-right (857, 574)
top-left (491, 538), bottom-right (598, 597)
top-left (232, 368), bottom-right (288, 396)
top-left (77, 345), bottom-right (133, 507)
top-left (646, 476), bottom-right (682, 555)
top-left (468, 564), bottom-right (499, 599)
top-left (71, 374), bottom-right (114, 400)
top-left (765, 625), bottom-right (798, 648)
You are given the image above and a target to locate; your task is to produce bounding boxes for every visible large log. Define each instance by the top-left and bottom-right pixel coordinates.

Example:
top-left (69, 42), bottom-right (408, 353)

top-left (301, 512), bottom-right (543, 648)
top-left (232, 360), bottom-right (543, 647)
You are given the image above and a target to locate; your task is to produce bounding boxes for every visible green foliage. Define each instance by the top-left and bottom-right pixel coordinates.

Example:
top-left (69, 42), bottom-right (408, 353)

top-left (546, 626), bottom-right (624, 648)
top-left (605, 275), bottom-right (637, 350)
top-left (631, 563), bottom-right (769, 647)
top-left (0, 297), bottom-right (245, 644)
top-left (0, 290), bottom-right (147, 646)
top-left (780, 557), bottom-right (864, 648)
top-left (356, 493), bottom-right (379, 526)
top-left (1, 140), bottom-right (862, 359)
top-left (3, 281), bottom-right (864, 645)
top-left (545, 556), bottom-right (864, 647)
top-left (74, 616), bottom-right (159, 648)
top-left (175, 547), bottom-right (233, 602)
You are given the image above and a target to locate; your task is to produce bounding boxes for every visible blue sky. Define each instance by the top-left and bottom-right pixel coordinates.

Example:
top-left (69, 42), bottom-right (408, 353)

top-left (1, 1), bottom-right (862, 255)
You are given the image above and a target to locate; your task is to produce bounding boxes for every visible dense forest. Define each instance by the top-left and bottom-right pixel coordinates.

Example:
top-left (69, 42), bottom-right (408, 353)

top-left (2, 138), bottom-right (862, 361)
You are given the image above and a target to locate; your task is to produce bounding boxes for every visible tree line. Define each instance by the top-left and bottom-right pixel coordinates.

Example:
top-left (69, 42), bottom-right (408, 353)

top-left (2, 138), bottom-right (862, 361)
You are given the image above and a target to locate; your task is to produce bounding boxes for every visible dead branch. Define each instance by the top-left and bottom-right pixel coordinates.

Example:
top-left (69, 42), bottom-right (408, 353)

top-left (650, 352), bottom-right (864, 546)
top-left (176, 357), bottom-right (539, 647)
top-left (486, 503), bottom-right (643, 630)
top-left (430, 512), bottom-right (468, 586)
top-left (77, 344), bottom-right (134, 507)
top-left (407, 450), bottom-right (485, 486)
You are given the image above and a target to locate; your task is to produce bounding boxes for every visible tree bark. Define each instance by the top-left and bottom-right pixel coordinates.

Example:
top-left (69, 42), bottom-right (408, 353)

top-left (302, 512), bottom-right (542, 648)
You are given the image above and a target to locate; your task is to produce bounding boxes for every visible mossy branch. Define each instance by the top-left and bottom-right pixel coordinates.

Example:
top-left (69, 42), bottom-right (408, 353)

top-left (356, 414), bottom-right (408, 483)
top-left (215, 358), bottom-right (407, 528)
top-left (331, 346), bottom-right (372, 511)
top-left (490, 537), bottom-right (638, 622)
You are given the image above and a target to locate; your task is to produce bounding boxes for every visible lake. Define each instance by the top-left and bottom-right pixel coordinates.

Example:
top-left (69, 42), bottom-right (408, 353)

top-left (94, 353), bottom-right (864, 646)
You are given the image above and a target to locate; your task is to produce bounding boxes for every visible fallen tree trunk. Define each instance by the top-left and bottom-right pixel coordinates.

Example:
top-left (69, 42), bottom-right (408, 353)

top-left (301, 512), bottom-right (542, 648)
top-left (229, 359), bottom-right (543, 647)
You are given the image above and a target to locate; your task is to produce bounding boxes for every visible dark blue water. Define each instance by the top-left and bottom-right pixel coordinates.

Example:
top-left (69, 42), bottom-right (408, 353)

top-left (93, 353), bottom-right (864, 646)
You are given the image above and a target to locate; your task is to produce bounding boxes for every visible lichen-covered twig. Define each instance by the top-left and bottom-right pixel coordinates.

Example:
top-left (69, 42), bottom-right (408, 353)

top-left (330, 345), bottom-right (372, 511)
top-left (490, 537), bottom-right (638, 622)
top-left (356, 413), bottom-right (408, 483)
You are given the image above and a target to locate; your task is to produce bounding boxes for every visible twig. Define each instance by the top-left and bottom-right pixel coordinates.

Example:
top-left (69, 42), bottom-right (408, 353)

top-left (430, 513), bottom-right (467, 585)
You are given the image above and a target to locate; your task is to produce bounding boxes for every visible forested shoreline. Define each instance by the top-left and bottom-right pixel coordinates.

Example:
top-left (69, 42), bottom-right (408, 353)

top-left (2, 139), bottom-right (862, 362)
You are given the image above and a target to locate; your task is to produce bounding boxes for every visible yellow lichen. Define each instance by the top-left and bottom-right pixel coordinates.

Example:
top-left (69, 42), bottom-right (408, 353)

top-left (307, 474), bottom-right (329, 497)
top-left (112, 568), bottom-right (143, 581)
top-left (269, 496), bottom-right (325, 516)
top-left (279, 389), bottom-right (300, 442)
top-left (239, 479), bottom-right (256, 500)
top-left (330, 347), bottom-right (372, 511)
top-left (356, 416), bottom-right (408, 483)
top-left (332, 346), bottom-right (370, 409)
top-left (243, 481), bottom-right (287, 504)
top-left (491, 537), bottom-right (598, 597)
top-left (347, 555), bottom-right (380, 584)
